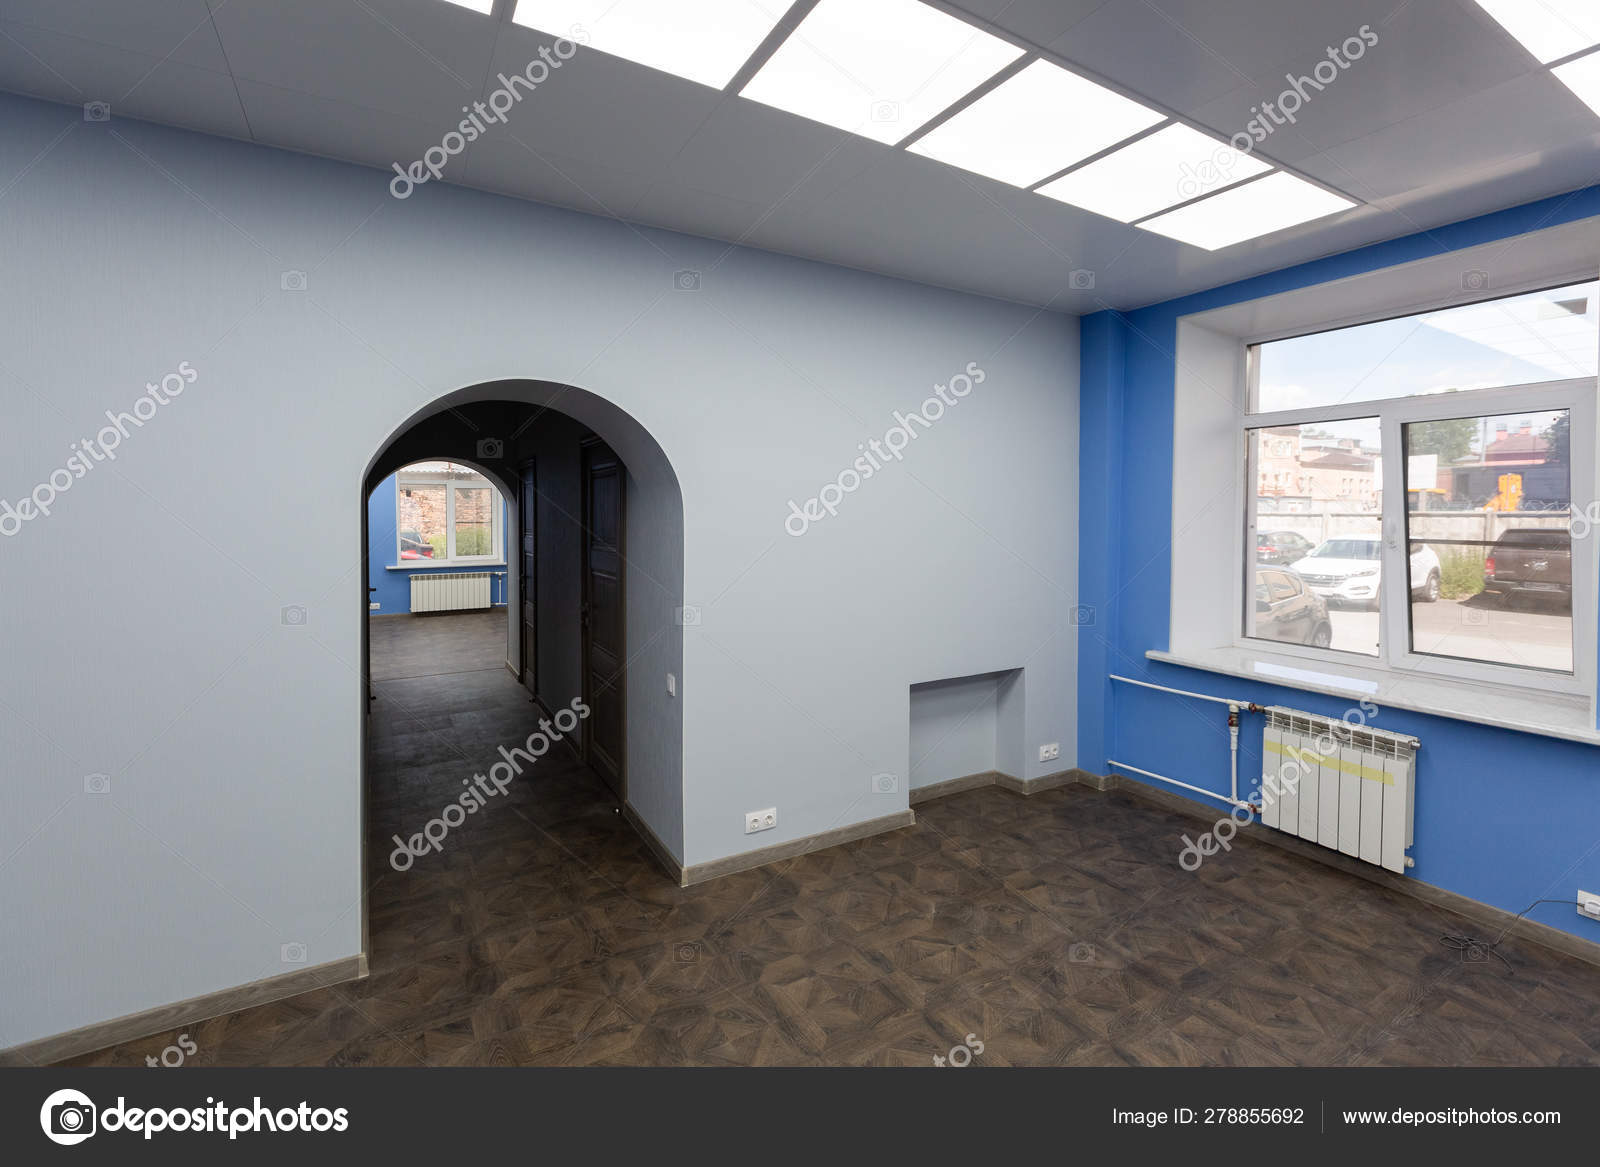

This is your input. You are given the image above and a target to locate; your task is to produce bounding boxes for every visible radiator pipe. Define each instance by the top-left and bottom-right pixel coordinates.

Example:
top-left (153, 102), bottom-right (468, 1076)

top-left (1103, 760), bottom-right (1254, 811)
top-left (1107, 674), bottom-right (1265, 811)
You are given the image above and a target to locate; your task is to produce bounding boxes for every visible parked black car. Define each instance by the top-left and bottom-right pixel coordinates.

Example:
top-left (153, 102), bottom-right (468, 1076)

top-left (1255, 530), bottom-right (1315, 565)
top-left (1485, 528), bottom-right (1571, 606)
top-left (1253, 566), bottom-right (1332, 647)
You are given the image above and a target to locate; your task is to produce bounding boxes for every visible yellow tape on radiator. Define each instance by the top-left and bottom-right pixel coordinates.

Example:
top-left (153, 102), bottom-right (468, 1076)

top-left (1264, 739), bottom-right (1393, 785)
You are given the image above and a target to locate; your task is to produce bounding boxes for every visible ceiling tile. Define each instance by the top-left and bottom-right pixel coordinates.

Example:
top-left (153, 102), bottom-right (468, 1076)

top-left (211, 0), bottom-right (500, 123)
top-left (942, 0), bottom-right (1107, 49)
top-left (235, 78), bottom-right (458, 176)
top-left (111, 59), bottom-right (251, 141)
top-left (655, 97), bottom-right (888, 208)
top-left (0, 18), bottom-right (230, 107)
top-left (1044, 1), bottom-right (1255, 113)
top-left (474, 24), bottom-right (723, 177)
top-left (0, 0), bottom-right (225, 67)
top-left (1299, 69), bottom-right (1600, 202)
top-left (456, 132), bottom-right (658, 222)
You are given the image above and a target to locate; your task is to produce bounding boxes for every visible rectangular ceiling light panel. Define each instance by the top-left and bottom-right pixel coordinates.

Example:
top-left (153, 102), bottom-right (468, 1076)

top-left (1473, 0), bottom-right (1600, 64)
top-left (1036, 123), bottom-right (1270, 221)
top-left (906, 59), bottom-right (1164, 187)
top-left (440, 0), bottom-right (496, 13)
top-left (512, 0), bottom-right (786, 89)
top-left (740, 0), bottom-right (1025, 145)
top-left (1138, 172), bottom-right (1355, 250)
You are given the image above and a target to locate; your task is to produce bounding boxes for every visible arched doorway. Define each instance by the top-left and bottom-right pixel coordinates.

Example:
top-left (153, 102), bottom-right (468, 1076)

top-left (359, 380), bottom-right (686, 974)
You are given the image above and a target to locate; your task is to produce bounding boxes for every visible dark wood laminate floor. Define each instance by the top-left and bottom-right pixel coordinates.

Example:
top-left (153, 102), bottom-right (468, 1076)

top-left (62, 611), bottom-right (1600, 1067)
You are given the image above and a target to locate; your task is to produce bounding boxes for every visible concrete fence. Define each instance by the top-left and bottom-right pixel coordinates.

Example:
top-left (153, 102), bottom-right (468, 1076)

top-left (1262, 509), bottom-right (1571, 567)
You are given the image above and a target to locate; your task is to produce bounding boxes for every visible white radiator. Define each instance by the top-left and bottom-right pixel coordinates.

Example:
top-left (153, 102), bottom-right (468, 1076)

top-left (1260, 707), bottom-right (1418, 874)
top-left (410, 572), bottom-right (491, 613)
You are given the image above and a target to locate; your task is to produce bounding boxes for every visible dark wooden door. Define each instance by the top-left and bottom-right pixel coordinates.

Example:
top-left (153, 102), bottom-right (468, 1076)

top-left (519, 459), bottom-right (537, 698)
top-left (581, 437), bottom-right (625, 799)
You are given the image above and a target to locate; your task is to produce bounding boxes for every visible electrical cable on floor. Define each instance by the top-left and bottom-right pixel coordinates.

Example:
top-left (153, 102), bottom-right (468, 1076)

top-left (1438, 899), bottom-right (1582, 971)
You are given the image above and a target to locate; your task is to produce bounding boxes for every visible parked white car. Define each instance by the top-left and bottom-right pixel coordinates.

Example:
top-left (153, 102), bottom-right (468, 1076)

top-left (1288, 538), bottom-right (1441, 609)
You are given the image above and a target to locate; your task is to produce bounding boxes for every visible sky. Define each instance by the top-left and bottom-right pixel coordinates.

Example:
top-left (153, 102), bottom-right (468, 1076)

top-left (1255, 280), bottom-right (1598, 414)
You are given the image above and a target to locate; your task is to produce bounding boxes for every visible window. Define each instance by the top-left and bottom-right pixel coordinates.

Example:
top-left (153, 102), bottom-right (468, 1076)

top-left (1403, 408), bottom-right (1574, 675)
top-left (1254, 281), bottom-right (1599, 413)
top-left (1242, 280), bottom-right (1597, 691)
top-left (395, 463), bottom-right (503, 565)
top-left (1247, 419), bottom-right (1381, 655)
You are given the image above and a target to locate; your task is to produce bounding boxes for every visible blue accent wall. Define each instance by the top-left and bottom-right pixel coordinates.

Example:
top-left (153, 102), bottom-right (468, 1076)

top-left (1079, 186), bottom-right (1600, 944)
top-left (366, 473), bottom-right (509, 615)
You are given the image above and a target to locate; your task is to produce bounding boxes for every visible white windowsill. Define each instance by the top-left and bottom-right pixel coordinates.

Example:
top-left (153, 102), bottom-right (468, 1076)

top-left (1148, 646), bottom-right (1600, 747)
top-left (385, 562), bottom-right (506, 571)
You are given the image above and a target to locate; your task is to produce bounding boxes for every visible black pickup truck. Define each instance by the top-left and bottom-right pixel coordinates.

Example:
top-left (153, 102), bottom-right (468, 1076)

top-left (1484, 528), bottom-right (1571, 604)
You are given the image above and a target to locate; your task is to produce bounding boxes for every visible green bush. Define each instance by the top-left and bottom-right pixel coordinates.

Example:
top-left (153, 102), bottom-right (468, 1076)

top-left (454, 526), bottom-right (491, 557)
top-left (1439, 552), bottom-right (1484, 600)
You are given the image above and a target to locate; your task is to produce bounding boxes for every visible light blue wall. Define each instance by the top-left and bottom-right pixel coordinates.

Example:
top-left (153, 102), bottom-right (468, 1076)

top-left (909, 673), bottom-right (1002, 790)
top-left (1079, 187), bottom-right (1600, 946)
top-left (907, 668), bottom-right (1028, 790)
top-left (365, 472), bottom-right (509, 615)
top-left (0, 90), bottom-right (1076, 1047)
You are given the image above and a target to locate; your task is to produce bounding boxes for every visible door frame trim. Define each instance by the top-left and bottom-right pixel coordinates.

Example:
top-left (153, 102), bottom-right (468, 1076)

top-left (518, 456), bottom-right (538, 697)
top-left (580, 434), bottom-right (627, 800)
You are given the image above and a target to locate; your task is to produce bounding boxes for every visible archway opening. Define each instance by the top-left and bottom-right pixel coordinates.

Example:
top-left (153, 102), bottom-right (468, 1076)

top-left (358, 382), bottom-right (686, 977)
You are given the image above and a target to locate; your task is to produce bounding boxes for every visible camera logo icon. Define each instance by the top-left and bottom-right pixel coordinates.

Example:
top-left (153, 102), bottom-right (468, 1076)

top-left (281, 941), bottom-right (308, 964)
top-left (674, 941), bottom-right (701, 963)
top-left (870, 99), bottom-right (900, 123)
top-left (871, 772), bottom-right (897, 794)
top-left (41, 1088), bottom-right (97, 1145)
top-left (1069, 269), bottom-right (1096, 290)
top-left (476, 437), bottom-right (505, 460)
top-left (83, 101), bottom-right (111, 122)
top-left (673, 269), bottom-right (701, 291)
top-left (1461, 269), bottom-right (1489, 292)
top-left (1068, 942), bottom-right (1096, 963)
top-left (84, 773), bottom-right (111, 795)
top-left (1070, 604), bottom-right (1096, 627)
top-left (280, 270), bottom-right (308, 292)
top-left (675, 605), bottom-right (701, 627)
top-left (281, 605), bottom-right (307, 627)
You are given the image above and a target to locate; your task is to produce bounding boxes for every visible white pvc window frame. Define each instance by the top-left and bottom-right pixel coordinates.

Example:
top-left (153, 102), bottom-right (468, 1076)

top-left (1239, 361), bottom-right (1596, 696)
top-left (394, 473), bottom-right (504, 567)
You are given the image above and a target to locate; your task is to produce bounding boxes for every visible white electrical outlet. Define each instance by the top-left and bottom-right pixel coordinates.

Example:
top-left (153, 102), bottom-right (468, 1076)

top-left (666, 672), bottom-right (676, 697)
top-left (369, 601), bottom-right (380, 610)
top-left (1578, 890), bottom-right (1600, 920)
top-left (745, 807), bottom-right (777, 834)
top-left (1038, 742), bottom-right (1060, 762)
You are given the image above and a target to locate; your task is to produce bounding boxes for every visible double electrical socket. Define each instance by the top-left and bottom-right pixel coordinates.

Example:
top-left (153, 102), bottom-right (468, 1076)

top-left (745, 807), bottom-right (777, 834)
top-left (1038, 742), bottom-right (1060, 762)
top-left (1578, 890), bottom-right (1600, 920)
